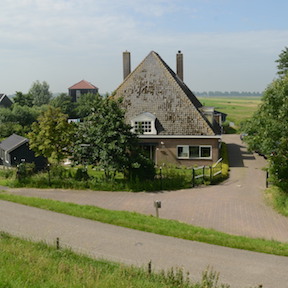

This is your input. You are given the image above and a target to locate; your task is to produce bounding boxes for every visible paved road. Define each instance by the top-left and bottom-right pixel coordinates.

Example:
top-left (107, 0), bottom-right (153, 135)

top-left (1, 134), bottom-right (288, 287)
top-left (1, 200), bottom-right (288, 288)
top-left (6, 135), bottom-right (288, 242)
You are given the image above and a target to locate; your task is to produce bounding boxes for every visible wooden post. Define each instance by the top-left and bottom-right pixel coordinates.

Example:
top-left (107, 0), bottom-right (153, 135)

top-left (210, 166), bottom-right (212, 182)
top-left (192, 168), bottom-right (195, 187)
top-left (56, 237), bottom-right (60, 250)
top-left (148, 260), bottom-right (152, 274)
top-left (160, 166), bottom-right (163, 190)
top-left (202, 166), bottom-right (205, 184)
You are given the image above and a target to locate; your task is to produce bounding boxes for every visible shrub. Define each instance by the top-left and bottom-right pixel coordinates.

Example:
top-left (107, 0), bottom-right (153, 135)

top-left (126, 153), bottom-right (156, 181)
top-left (16, 162), bottom-right (35, 181)
top-left (74, 167), bottom-right (90, 181)
top-left (0, 168), bottom-right (15, 179)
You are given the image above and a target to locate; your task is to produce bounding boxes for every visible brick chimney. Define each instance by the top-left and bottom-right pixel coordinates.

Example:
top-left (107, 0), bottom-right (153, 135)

top-left (176, 50), bottom-right (183, 81)
top-left (123, 51), bottom-right (131, 80)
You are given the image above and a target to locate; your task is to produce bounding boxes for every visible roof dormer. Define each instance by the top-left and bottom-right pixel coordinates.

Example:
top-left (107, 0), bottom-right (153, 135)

top-left (131, 112), bottom-right (157, 135)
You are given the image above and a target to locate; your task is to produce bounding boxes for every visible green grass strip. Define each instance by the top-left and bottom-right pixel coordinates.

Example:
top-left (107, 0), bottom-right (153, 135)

top-left (1, 232), bottom-right (209, 288)
top-left (0, 192), bottom-right (288, 257)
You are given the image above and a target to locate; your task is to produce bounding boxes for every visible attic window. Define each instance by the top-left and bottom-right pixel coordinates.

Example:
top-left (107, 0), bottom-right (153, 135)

top-left (134, 121), bottom-right (152, 133)
top-left (131, 112), bottom-right (157, 135)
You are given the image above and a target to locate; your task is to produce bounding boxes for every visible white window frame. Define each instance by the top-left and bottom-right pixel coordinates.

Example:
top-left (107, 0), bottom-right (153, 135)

top-left (177, 145), bottom-right (212, 159)
top-left (131, 112), bottom-right (157, 135)
top-left (134, 121), bottom-right (152, 133)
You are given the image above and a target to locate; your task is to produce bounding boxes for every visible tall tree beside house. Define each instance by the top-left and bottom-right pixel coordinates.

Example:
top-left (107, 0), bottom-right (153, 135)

top-left (276, 47), bottom-right (288, 78)
top-left (28, 80), bottom-right (52, 106)
top-left (72, 96), bottom-right (153, 180)
top-left (74, 92), bottom-right (102, 119)
top-left (243, 73), bottom-right (288, 190)
top-left (28, 106), bottom-right (76, 164)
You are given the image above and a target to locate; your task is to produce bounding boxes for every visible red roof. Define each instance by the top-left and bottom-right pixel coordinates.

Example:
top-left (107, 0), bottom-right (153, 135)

top-left (68, 80), bottom-right (98, 90)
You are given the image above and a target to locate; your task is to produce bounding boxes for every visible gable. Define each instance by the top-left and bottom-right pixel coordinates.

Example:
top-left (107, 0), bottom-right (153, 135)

top-left (0, 134), bottom-right (28, 153)
top-left (0, 94), bottom-right (13, 108)
top-left (113, 51), bottom-right (217, 136)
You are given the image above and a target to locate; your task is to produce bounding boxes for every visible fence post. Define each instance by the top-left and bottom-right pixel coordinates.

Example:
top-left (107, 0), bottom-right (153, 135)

top-left (192, 168), bottom-right (195, 187)
top-left (56, 237), bottom-right (60, 250)
top-left (210, 166), bottom-right (212, 182)
top-left (148, 260), bottom-right (152, 275)
top-left (202, 166), bottom-right (205, 184)
top-left (266, 171), bottom-right (269, 188)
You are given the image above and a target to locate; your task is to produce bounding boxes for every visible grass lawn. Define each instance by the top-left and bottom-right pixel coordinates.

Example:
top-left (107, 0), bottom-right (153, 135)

top-left (0, 232), bottom-right (229, 288)
top-left (198, 97), bottom-right (261, 129)
top-left (1, 192), bottom-right (288, 258)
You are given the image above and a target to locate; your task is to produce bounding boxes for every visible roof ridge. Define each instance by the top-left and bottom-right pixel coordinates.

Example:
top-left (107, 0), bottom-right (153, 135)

top-left (68, 79), bottom-right (98, 90)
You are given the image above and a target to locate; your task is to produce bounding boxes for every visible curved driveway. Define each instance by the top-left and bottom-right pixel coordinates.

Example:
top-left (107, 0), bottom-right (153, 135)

top-left (5, 134), bottom-right (288, 242)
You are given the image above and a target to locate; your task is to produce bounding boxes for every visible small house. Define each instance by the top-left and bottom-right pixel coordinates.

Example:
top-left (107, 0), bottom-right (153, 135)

top-left (68, 80), bottom-right (99, 102)
top-left (0, 134), bottom-right (46, 169)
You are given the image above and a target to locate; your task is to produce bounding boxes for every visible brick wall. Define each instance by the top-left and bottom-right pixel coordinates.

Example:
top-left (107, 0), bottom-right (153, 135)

top-left (140, 137), bottom-right (220, 167)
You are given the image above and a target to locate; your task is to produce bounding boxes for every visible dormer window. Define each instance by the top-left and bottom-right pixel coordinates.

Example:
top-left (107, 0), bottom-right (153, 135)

top-left (134, 121), bottom-right (152, 133)
top-left (131, 112), bottom-right (157, 135)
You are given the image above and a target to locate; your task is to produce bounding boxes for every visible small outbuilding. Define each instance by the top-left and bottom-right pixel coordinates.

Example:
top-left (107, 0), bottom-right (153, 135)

top-left (0, 134), bottom-right (46, 169)
top-left (68, 80), bottom-right (99, 102)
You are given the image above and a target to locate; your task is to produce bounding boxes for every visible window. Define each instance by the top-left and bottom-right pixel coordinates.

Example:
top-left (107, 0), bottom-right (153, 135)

top-left (177, 146), bottom-right (189, 158)
top-left (134, 121), bottom-right (152, 133)
top-left (131, 112), bottom-right (157, 135)
top-left (76, 90), bottom-right (81, 101)
top-left (177, 145), bottom-right (212, 159)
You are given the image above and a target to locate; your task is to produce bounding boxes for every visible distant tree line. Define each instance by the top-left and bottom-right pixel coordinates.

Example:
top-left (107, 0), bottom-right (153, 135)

top-left (194, 91), bottom-right (263, 97)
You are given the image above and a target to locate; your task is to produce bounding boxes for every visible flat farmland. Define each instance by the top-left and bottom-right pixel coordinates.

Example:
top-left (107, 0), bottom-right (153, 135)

top-left (198, 97), bottom-right (262, 129)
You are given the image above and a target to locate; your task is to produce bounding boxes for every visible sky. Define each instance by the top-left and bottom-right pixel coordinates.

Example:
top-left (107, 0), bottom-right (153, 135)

top-left (1, 0), bottom-right (288, 96)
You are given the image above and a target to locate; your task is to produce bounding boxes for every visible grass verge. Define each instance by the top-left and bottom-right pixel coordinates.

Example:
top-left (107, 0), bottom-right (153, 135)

top-left (0, 232), bottom-right (230, 288)
top-left (265, 186), bottom-right (288, 216)
top-left (0, 192), bottom-right (288, 257)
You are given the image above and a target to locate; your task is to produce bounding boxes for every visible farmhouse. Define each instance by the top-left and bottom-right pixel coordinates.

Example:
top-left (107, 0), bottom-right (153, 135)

top-left (0, 134), bottom-right (46, 169)
top-left (112, 51), bottom-right (222, 166)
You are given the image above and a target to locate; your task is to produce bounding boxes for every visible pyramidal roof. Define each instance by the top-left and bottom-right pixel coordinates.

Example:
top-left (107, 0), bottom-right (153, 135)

top-left (114, 51), bottom-right (220, 136)
top-left (69, 80), bottom-right (98, 90)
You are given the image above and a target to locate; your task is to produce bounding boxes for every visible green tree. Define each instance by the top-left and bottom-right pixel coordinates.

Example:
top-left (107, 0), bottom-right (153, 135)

top-left (28, 106), bottom-right (76, 164)
top-left (13, 91), bottom-right (33, 107)
top-left (0, 107), bottom-right (16, 123)
top-left (276, 47), bottom-right (288, 78)
top-left (243, 73), bottom-right (288, 189)
top-left (75, 92), bottom-right (102, 119)
top-left (29, 81), bottom-right (52, 106)
top-left (50, 93), bottom-right (76, 118)
top-left (72, 96), bottom-right (140, 180)
top-left (12, 104), bottom-right (39, 127)
top-left (0, 122), bottom-right (22, 139)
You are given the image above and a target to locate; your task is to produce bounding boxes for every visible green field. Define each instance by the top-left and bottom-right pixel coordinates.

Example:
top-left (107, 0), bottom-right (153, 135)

top-left (198, 97), bottom-right (262, 129)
